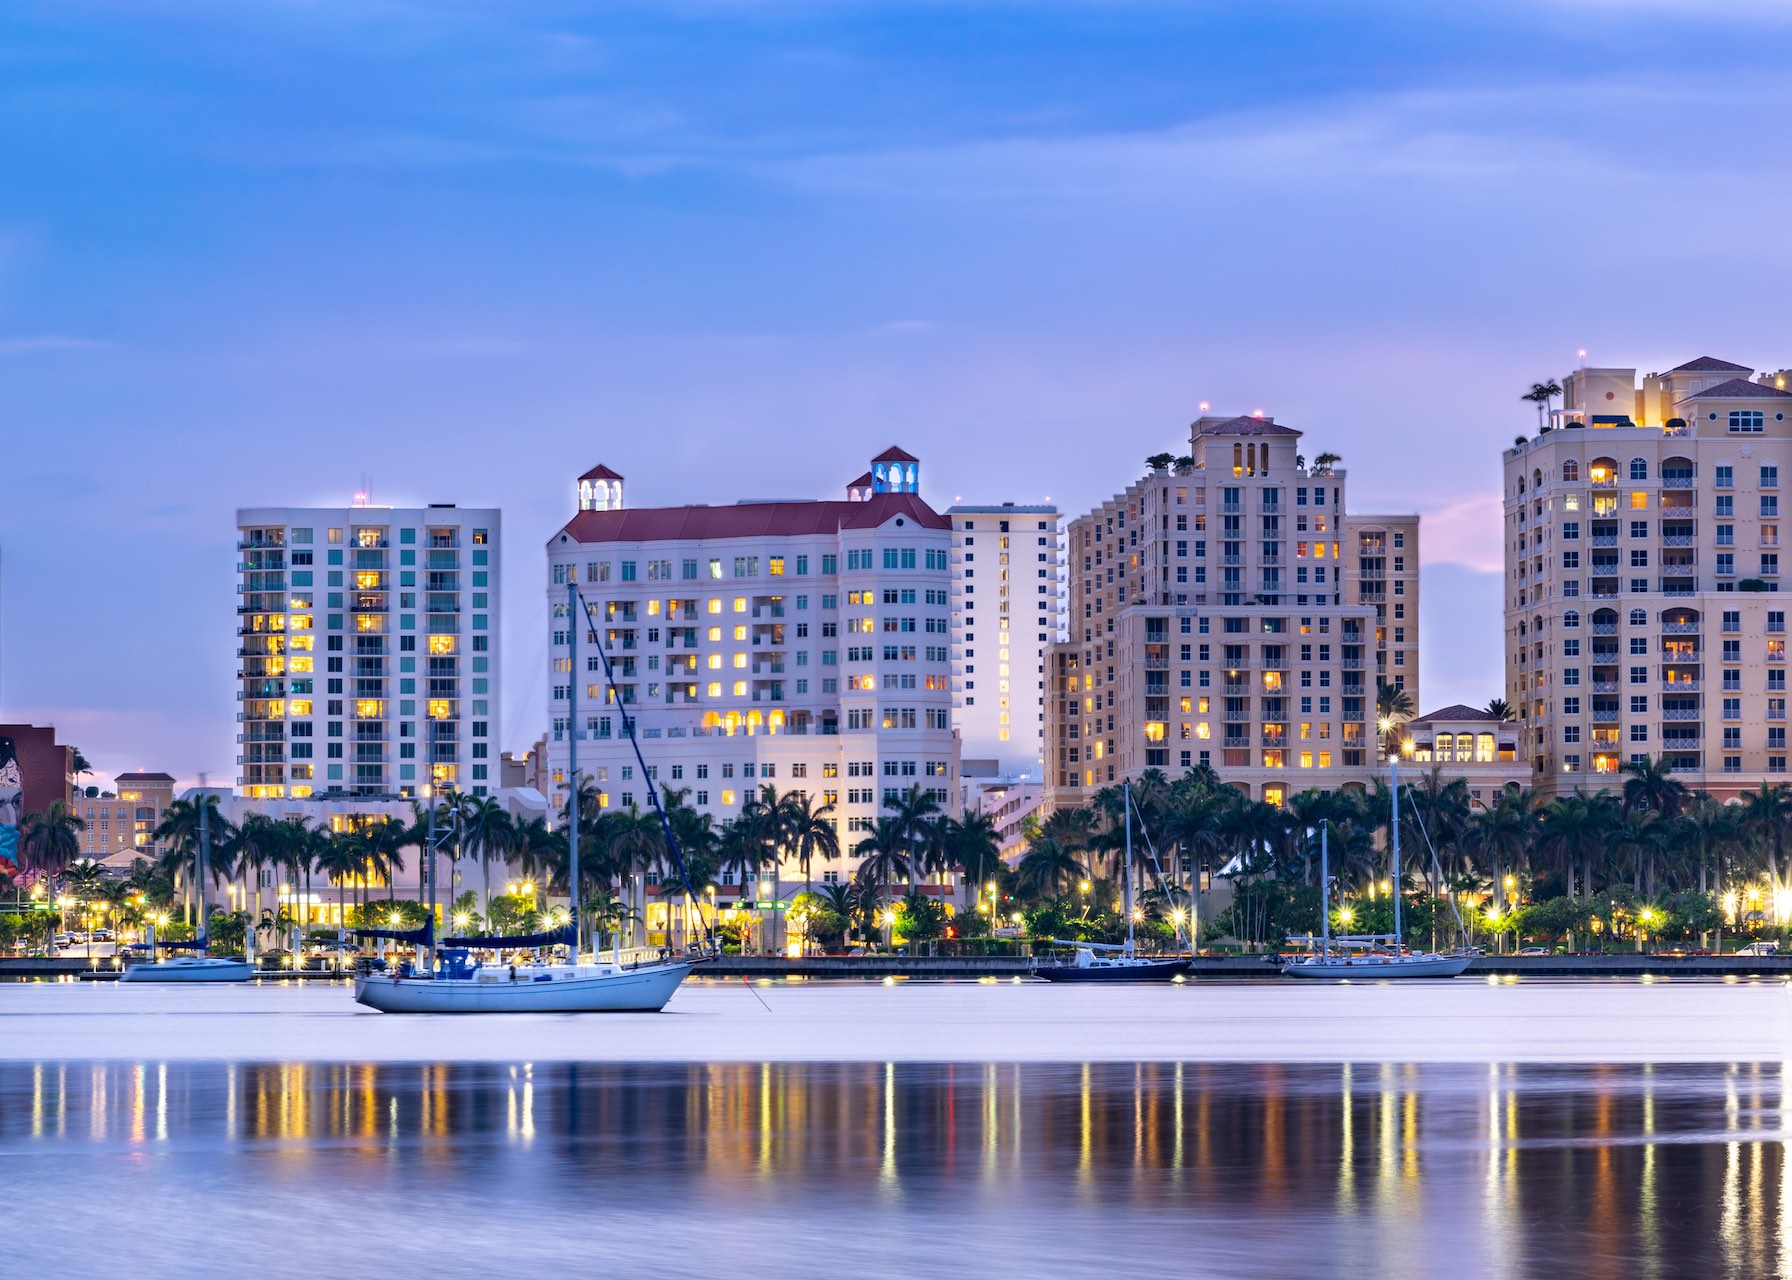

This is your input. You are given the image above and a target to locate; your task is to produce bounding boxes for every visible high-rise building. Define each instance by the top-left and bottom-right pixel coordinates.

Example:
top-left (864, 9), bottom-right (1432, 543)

top-left (946, 502), bottom-right (1064, 780)
top-left (1044, 413), bottom-right (1420, 811)
top-left (1504, 355), bottom-right (1792, 796)
top-left (235, 502), bottom-right (502, 800)
top-left (544, 450), bottom-right (961, 898)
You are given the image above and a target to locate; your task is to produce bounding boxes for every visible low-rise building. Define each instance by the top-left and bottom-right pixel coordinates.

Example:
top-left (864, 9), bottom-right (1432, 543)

top-left (1399, 706), bottom-right (1527, 810)
top-left (77, 771), bottom-right (177, 868)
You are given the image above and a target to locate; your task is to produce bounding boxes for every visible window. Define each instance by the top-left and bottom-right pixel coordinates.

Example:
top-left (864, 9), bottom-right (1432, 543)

top-left (1629, 458), bottom-right (1648, 481)
top-left (1730, 410), bottom-right (1765, 433)
top-left (1716, 465), bottom-right (1734, 488)
top-left (1562, 460), bottom-right (1579, 482)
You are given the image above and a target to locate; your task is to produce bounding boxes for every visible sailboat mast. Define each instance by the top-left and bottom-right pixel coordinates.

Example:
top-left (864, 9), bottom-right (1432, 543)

top-left (424, 718), bottom-right (437, 969)
top-left (1320, 821), bottom-right (1330, 955)
top-left (1124, 782), bottom-right (1135, 956)
top-left (1390, 752), bottom-right (1403, 950)
top-left (198, 782), bottom-right (210, 949)
top-left (567, 580), bottom-right (581, 961)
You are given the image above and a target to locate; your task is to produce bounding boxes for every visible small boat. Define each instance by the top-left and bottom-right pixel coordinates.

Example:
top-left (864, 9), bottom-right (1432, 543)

top-left (1281, 938), bottom-right (1472, 979)
top-left (353, 947), bottom-right (693, 1013)
top-left (1034, 781), bottom-right (1188, 984)
top-left (120, 953), bottom-right (255, 983)
top-left (120, 787), bottom-right (252, 984)
top-left (1035, 941), bottom-right (1189, 983)
top-left (1280, 765), bottom-right (1472, 981)
top-left (353, 581), bottom-right (711, 1014)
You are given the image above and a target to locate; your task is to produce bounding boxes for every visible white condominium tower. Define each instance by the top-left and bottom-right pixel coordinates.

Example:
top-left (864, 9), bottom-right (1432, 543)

top-left (545, 449), bottom-right (961, 882)
top-left (946, 502), bottom-right (1064, 780)
top-left (1504, 355), bottom-right (1792, 796)
top-left (1044, 413), bottom-right (1419, 811)
top-left (236, 502), bottom-right (502, 800)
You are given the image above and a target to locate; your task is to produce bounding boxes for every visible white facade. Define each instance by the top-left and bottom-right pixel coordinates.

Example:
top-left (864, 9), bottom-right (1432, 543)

top-left (235, 503), bottom-right (502, 800)
top-left (544, 450), bottom-right (962, 890)
top-left (947, 503), bottom-right (1064, 780)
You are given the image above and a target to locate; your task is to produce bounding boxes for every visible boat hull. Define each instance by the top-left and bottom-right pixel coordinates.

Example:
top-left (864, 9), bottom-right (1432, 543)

top-left (353, 961), bottom-right (693, 1013)
top-left (1281, 953), bottom-right (1473, 979)
top-left (1035, 958), bottom-right (1190, 983)
top-left (119, 957), bottom-right (255, 983)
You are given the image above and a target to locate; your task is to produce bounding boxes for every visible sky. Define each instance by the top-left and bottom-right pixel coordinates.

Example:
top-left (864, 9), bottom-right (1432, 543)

top-left (4, 0), bottom-right (1792, 788)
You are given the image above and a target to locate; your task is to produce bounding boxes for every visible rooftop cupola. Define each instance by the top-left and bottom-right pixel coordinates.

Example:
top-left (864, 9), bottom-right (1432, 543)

top-left (578, 464), bottom-right (624, 512)
top-left (870, 445), bottom-right (920, 494)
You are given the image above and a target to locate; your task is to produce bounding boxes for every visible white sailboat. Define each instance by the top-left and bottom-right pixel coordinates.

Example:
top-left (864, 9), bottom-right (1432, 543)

top-left (1282, 756), bottom-right (1472, 980)
top-left (354, 582), bottom-right (702, 1014)
top-left (1036, 781), bottom-right (1190, 982)
top-left (121, 788), bottom-right (253, 983)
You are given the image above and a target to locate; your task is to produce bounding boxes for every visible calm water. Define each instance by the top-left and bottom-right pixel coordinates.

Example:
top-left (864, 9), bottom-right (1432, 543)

top-left (2, 1059), bottom-right (1787, 1278)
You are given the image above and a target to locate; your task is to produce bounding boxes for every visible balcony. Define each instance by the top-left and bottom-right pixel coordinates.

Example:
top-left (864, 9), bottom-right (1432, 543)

top-left (1662, 476), bottom-right (1694, 489)
top-left (1591, 680), bottom-right (1619, 694)
top-left (1592, 622), bottom-right (1618, 636)
top-left (1662, 534), bottom-right (1695, 548)
top-left (1662, 621), bottom-right (1700, 634)
top-left (1661, 707), bottom-right (1702, 721)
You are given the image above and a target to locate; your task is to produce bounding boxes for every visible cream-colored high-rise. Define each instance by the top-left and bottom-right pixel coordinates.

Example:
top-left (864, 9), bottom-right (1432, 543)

top-left (1045, 414), bottom-right (1419, 811)
top-left (1504, 356), bottom-right (1792, 797)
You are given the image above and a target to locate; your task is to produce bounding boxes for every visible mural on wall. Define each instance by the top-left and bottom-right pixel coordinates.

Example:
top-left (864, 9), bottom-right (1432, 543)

top-left (0, 735), bottom-right (21, 876)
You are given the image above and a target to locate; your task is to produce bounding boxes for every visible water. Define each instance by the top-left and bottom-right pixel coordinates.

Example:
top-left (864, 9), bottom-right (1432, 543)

top-left (4, 1057), bottom-right (1790, 1278)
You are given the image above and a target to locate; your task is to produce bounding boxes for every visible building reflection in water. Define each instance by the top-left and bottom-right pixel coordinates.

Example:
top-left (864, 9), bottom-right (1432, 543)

top-left (1, 1059), bottom-right (1787, 1276)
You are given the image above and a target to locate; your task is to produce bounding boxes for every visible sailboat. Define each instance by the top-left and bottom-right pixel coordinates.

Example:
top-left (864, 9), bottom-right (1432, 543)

top-left (121, 787), bottom-right (253, 983)
top-left (1036, 781), bottom-right (1190, 983)
top-left (1281, 755), bottom-right (1472, 980)
top-left (354, 582), bottom-right (708, 1013)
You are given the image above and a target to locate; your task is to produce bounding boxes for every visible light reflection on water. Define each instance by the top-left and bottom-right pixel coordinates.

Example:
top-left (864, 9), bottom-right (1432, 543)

top-left (3, 1060), bottom-right (1789, 1278)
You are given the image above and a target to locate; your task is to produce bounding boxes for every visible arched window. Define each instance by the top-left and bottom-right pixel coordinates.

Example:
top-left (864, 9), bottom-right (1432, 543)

top-left (1563, 610), bottom-right (1580, 628)
top-left (1533, 469), bottom-right (1544, 489)
top-left (1630, 458), bottom-right (1649, 481)
top-left (1629, 609), bottom-right (1647, 627)
top-left (1455, 735), bottom-right (1474, 763)
top-left (1476, 733), bottom-right (1495, 763)
top-left (1517, 476), bottom-right (1526, 495)
top-left (1562, 459), bottom-right (1580, 482)
top-left (1435, 733), bottom-right (1454, 760)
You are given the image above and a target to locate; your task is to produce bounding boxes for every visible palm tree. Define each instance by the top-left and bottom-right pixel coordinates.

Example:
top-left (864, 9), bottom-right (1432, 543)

top-left (1621, 755), bottom-right (1687, 820)
top-left (1015, 833), bottom-right (1085, 900)
top-left (785, 791), bottom-right (840, 894)
top-left (1536, 791), bottom-right (1615, 903)
top-left (21, 801), bottom-right (86, 888)
top-left (1484, 698), bottom-right (1513, 723)
top-left (942, 809), bottom-right (1002, 906)
top-left (1522, 378), bottom-right (1562, 428)
top-left (1310, 452), bottom-right (1340, 475)
top-left (460, 796), bottom-right (516, 924)
top-left (854, 816), bottom-right (913, 947)
top-left (884, 784), bottom-right (946, 883)
top-left (1742, 782), bottom-right (1792, 897)
top-left (1467, 787), bottom-right (1534, 917)
top-left (312, 831), bottom-right (364, 926)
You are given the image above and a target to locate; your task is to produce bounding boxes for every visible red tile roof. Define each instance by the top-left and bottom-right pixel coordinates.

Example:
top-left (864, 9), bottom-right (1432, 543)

top-left (1193, 414), bottom-right (1300, 437)
top-left (1669, 356), bottom-right (1752, 374)
top-left (1411, 704), bottom-right (1501, 724)
top-left (872, 445), bottom-right (919, 463)
top-left (579, 464), bottom-right (625, 482)
top-left (1677, 377), bottom-right (1792, 402)
top-left (556, 492), bottom-right (948, 544)
top-left (848, 472), bottom-right (874, 488)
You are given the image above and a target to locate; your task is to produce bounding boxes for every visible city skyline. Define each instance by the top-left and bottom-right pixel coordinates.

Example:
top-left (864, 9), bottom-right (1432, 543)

top-left (8, 1), bottom-right (1792, 783)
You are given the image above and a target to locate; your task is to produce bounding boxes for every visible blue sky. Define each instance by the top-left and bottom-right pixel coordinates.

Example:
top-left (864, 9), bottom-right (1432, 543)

top-left (5, 0), bottom-right (1792, 785)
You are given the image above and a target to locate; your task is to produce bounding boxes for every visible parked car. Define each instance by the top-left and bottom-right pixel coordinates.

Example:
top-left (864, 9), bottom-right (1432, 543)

top-left (1517, 946), bottom-right (1550, 957)
top-left (1736, 941), bottom-right (1780, 957)
top-left (52, 933), bottom-right (76, 948)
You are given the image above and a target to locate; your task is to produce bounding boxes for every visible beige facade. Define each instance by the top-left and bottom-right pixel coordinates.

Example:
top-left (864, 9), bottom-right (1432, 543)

top-left (1505, 356), bottom-right (1792, 797)
top-left (1045, 413), bottom-right (1420, 810)
top-left (78, 771), bottom-right (176, 868)
top-left (946, 503), bottom-right (1064, 779)
top-left (1400, 706), bottom-right (1527, 810)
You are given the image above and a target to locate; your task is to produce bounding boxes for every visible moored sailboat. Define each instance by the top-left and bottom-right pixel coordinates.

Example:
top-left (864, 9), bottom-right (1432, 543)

top-left (1282, 756), bottom-right (1472, 980)
top-left (1036, 781), bottom-right (1190, 983)
top-left (354, 582), bottom-right (706, 1013)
